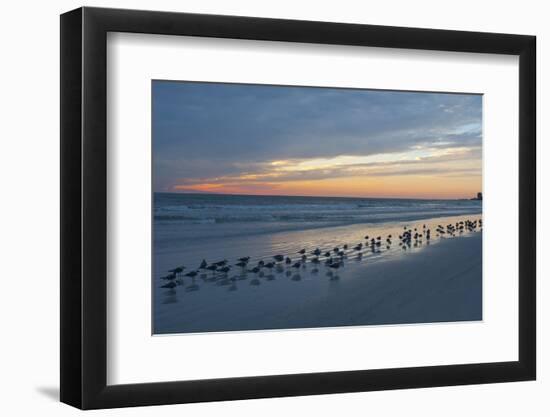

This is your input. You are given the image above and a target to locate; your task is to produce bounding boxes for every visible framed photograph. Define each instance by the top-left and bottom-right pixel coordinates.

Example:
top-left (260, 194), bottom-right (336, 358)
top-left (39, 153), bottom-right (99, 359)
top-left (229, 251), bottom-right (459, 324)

top-left (60, 7), bottom-right (536, 409)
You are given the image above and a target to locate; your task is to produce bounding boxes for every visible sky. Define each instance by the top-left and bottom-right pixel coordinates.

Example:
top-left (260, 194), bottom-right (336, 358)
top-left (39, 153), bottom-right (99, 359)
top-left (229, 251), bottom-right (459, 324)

top-left (152, 81), bottom-right (482, 199)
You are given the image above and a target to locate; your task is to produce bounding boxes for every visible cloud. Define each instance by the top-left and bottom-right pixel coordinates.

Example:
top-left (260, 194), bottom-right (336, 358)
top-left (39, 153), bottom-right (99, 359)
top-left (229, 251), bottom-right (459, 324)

top-left (167, 146), bottom-right (481, 191)
top-left (153, 81), bottom-right (482, 194)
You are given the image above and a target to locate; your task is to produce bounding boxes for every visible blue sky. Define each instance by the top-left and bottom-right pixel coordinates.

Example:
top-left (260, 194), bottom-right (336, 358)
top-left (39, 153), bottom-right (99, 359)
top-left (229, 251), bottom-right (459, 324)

top-left (152, 81), bottom-right (482, 198)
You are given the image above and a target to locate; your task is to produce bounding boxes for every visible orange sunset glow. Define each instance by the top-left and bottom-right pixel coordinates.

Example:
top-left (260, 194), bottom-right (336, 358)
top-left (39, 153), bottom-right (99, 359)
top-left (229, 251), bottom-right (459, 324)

top-left (153, 82), bottom-right (482, 200)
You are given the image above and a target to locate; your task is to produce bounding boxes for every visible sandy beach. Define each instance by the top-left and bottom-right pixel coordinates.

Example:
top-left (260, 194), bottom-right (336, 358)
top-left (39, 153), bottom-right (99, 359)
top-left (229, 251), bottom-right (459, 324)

top-left (154, 213), bottom-right (482, 334)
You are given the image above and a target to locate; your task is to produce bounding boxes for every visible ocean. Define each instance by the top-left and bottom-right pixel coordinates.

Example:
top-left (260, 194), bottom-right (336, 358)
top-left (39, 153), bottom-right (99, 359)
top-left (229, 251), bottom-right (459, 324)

top-left (154, 192), bottom-right (482, 241)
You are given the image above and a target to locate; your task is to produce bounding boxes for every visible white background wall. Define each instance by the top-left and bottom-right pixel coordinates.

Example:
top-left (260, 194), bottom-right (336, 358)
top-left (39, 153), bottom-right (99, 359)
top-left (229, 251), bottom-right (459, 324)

top-left (0, 0), bottom-right (545, 415)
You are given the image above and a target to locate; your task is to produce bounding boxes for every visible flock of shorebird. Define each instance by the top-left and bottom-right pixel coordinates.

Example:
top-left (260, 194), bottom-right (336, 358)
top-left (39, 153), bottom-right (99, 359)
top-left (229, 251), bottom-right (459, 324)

top-left (158, 218), bottom-right (482, 294)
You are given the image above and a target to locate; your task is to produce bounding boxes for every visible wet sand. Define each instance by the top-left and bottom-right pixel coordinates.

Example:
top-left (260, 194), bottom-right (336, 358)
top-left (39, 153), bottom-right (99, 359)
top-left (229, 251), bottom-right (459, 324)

top-left (154, 214), bottom-right (482, 334)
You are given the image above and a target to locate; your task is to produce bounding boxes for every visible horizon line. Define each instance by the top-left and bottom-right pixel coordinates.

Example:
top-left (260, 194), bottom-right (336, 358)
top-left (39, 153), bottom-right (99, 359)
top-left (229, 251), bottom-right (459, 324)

top-left (153, 190), bottom-right (482, 201)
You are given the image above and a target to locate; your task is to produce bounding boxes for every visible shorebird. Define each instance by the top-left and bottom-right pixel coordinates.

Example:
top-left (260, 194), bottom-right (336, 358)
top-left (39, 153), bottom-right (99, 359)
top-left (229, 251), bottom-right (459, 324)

top-left (161, 273), bottom-right (176, 280)
top-left (173, 218), bottom-right (485, 295)
top-left (169, 266), bottom-right (185, 275)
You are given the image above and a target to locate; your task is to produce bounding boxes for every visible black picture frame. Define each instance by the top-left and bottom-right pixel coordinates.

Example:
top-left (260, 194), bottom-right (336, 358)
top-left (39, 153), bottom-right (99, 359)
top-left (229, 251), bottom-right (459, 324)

top-left (60, 6), bottom-right (536, 410)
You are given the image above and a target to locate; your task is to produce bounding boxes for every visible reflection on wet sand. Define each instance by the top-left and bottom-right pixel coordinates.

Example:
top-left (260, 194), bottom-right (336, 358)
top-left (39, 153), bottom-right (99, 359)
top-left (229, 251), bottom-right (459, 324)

top-left (158, 217), bottom-right (482, 306)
